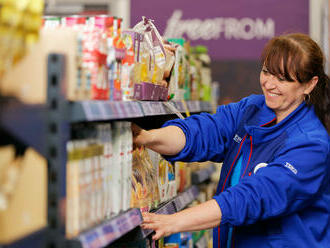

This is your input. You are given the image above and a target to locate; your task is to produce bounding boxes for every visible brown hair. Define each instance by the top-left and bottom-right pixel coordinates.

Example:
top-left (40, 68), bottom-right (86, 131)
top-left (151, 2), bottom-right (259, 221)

top-left (261, 33), bottom-right (330, 133)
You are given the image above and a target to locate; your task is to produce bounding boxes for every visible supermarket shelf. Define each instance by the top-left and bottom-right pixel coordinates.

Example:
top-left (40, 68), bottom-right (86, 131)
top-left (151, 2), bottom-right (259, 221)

top-left (70, 101), bottom-right (144, 122)
top-left (71, 100), bottom-right (212, 122)
top-left (0, 99), bottom-right (212, 127)
top-left (75, 208), bottom-right (143, 248)
top-left (170, 100), bottom-right (212, 114)
top-left (191, 164), bottom-right (216, 185)
top-left (173, 185), bottom-right (200, 212)
top-left (141, 185), bottom-right (200, 238)
top-left (0, 98), bottom-right (212, 156)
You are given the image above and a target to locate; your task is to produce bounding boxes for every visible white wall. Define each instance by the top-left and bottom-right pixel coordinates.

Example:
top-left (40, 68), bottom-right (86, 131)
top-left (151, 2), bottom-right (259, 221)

top-left (309, 0), bottom-right (327, 44)
top-left (110, 0), bottom-right (130, 29)
top-left (45, 0), bottom-right (131, 29)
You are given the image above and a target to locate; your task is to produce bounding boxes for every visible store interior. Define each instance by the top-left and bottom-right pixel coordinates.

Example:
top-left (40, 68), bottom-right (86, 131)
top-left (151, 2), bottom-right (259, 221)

top-left (0, 0), bottom-right (328, 248)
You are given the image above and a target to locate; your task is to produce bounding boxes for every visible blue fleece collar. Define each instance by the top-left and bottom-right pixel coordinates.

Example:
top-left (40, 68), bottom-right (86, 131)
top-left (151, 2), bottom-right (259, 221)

top-left (244, 98), bottom-right (311, 144)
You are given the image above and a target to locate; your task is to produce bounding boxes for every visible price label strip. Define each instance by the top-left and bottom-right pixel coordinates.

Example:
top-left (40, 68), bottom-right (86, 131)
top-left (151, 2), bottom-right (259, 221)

top-left (79, 229), bottom-right (104, 248)
top-left (131, 102), bottom-right (144, 117)
top-left (174, 196), bottom-right (185, 211)
top-left (150, 102), bottom-right (166, 115)
top-left (125, 102), bottom-right (136, 117)
top-left (96, 101), bottom-right (109, 120)
top-left (102, 102), bottom-right (115, 119)
top-left (173, 101), bottom-right (185, 112)
top-left (140, 102), bottom-right (154, 116)
top-left (82, 101), bottom-right (102, 121)
top-left (78, 209), bottom-right (143, 248)
top-left (113, 102), bottom-right (126, 118)
top-left (100, 223), bottom-right (117, 246)
top-left (193, 101), bottom-right (201, 112)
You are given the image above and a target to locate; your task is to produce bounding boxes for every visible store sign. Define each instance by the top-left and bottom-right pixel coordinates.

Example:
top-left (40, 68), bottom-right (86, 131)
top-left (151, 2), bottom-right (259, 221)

top-left (164, 10), bottom-right (275, 41)
top-left (130, 0), bottom-right (309, 59)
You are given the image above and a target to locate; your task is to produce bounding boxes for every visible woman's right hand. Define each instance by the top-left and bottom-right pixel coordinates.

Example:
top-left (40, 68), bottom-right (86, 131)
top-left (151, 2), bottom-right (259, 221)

top-left (131, 123), bottom-right (145, 147)
top-left (131, 123), bottom-right (151, 148)
top-left (131, 123), bottom-right (186, 156)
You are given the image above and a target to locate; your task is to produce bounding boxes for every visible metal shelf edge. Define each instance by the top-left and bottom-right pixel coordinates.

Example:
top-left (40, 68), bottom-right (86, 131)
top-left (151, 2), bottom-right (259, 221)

top-left (76, 208), bottom-right (142, 248)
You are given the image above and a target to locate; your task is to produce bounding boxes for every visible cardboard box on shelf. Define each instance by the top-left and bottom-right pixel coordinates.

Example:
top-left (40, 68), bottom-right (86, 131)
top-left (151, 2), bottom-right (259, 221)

top-left (0, 28), bottom-right (79, 104)
top-left (0, 148), bottom-right (47, 244)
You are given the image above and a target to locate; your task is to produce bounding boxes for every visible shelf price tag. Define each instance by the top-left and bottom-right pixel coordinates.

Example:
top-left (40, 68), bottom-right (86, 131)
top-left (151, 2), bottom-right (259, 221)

top-left (177, 193), bottom-right (188, 209)
top-left (186, 101), bottom-right (192, 112)
top-left (113, 102), bottom-right (126, 118)
top-left (206, 102), bottom-right (212, 112)
top-left (162, 202), bottom-right (176, 214)
top-left (121, 102), bottom-right (133, 118)
top-left (131, 102), bottom-right (144, 116)
top-left (200, 101), bottom-right (211, 112)
top-left (156, 207), bottom-right (167, 215)
top-left (174, 101), bottom-right (185, 112)
top-left (127, 208), bottom-right (143, 226)
top-left (108, 102), bottom-right (118, 118)
top-left (101, 223), bottom-right (117, 246)
top-left (141, 102), bottom-right (154, 116)
top-left (102, 102), bottom-right (115, 119)
top-left (150, 102), bottom-right (166, 115)
top-left (174, 197), bottom-right (185, 211)
top-left (193, 101), bottom-right (201, 112)
top-left (199, 101), bottom-right (205, 111)
top-left (95, 101), bottom-right (109, 120)
top-left (115, 211), bottom-right (135, 236)
top-left (82, 101), bottom-right (102, 121)
top-left (79, 229), bottom-right (102, 248)
top-left (127, 102), bottom-right (137, 117)
top-left (187, 101), bottom-right (198, 113)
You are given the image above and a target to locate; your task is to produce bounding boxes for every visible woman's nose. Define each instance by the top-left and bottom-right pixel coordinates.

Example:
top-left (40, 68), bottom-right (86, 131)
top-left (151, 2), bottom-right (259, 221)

top-left (263, 75), bottom-right (277, 89)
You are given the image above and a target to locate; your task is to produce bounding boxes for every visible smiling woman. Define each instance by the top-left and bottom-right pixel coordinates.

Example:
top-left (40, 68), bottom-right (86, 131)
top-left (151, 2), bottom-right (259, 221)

top-left (260, 33), bottom-right (330, 128)
top-left (133, 33), bottom-right (330, 248)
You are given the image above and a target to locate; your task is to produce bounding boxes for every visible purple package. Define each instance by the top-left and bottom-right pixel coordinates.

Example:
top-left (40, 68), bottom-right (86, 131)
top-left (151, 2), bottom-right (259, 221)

top-left (150, 84), bottom-right (161, 101)
top-left (159, 86), bottom-right (169, 101)
top-left (133, 82), bottom-right (154, 100)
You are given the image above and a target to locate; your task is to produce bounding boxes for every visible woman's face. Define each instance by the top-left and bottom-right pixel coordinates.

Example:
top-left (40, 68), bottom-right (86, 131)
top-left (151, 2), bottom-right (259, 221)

top-left (260, 66), bottom-right (308, 123)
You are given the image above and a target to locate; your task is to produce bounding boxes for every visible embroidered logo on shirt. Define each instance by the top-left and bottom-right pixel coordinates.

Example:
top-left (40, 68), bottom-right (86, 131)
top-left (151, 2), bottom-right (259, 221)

top-left (254, 162), bottom-right (268, 174)
top-left (233, 134), bottom-right (242, 143)
top-left (284, 162), bottom-right (298, 174)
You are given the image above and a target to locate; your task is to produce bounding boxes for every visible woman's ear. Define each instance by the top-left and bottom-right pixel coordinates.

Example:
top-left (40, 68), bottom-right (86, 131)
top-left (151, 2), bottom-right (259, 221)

top-left (304, 76), bottom-right (318, 95)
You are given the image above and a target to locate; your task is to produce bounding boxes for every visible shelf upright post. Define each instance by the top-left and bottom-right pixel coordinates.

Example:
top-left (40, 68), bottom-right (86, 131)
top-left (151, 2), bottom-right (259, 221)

top-left (45, 54), bottom-right (73, 248)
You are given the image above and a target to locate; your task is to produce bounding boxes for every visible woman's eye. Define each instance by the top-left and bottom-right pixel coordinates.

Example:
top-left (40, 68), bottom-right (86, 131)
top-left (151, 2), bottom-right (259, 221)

top-left (262, 69), bottom-right (269, 74)
top-left (278, 76), bottom-right (285, 82)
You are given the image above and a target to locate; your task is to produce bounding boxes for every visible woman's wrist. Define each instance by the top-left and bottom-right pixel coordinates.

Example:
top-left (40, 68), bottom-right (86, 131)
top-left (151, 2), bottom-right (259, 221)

top-left (171, 212), bottom-right (184, 234)
top-left (142, 129), bottom-right (155, 147)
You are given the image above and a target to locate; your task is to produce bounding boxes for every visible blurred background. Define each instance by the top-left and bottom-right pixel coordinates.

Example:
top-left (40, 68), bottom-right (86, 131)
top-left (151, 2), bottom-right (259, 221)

top-left (43, 0), bottom-right (328, 104)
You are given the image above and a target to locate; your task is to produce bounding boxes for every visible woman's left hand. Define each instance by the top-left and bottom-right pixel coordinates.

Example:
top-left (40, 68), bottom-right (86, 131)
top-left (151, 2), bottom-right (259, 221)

top-left (141, 212), bottom-right (178, 240)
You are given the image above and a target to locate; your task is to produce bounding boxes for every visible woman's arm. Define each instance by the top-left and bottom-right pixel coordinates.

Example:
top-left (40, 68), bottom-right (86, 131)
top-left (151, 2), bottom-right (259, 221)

top-left (141, 199), bottom-right (222, 240)
top-left (132, 123), bottom-right (186, 155)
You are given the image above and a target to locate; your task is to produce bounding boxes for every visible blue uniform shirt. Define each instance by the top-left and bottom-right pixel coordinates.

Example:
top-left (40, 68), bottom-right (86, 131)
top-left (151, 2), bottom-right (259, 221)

top-left (163, 95), bottom-right (330, 248)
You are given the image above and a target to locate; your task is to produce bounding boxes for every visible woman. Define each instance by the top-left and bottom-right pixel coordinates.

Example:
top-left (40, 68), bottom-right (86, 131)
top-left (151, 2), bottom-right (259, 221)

top-left (133, 33), bottom-right (330, 247)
